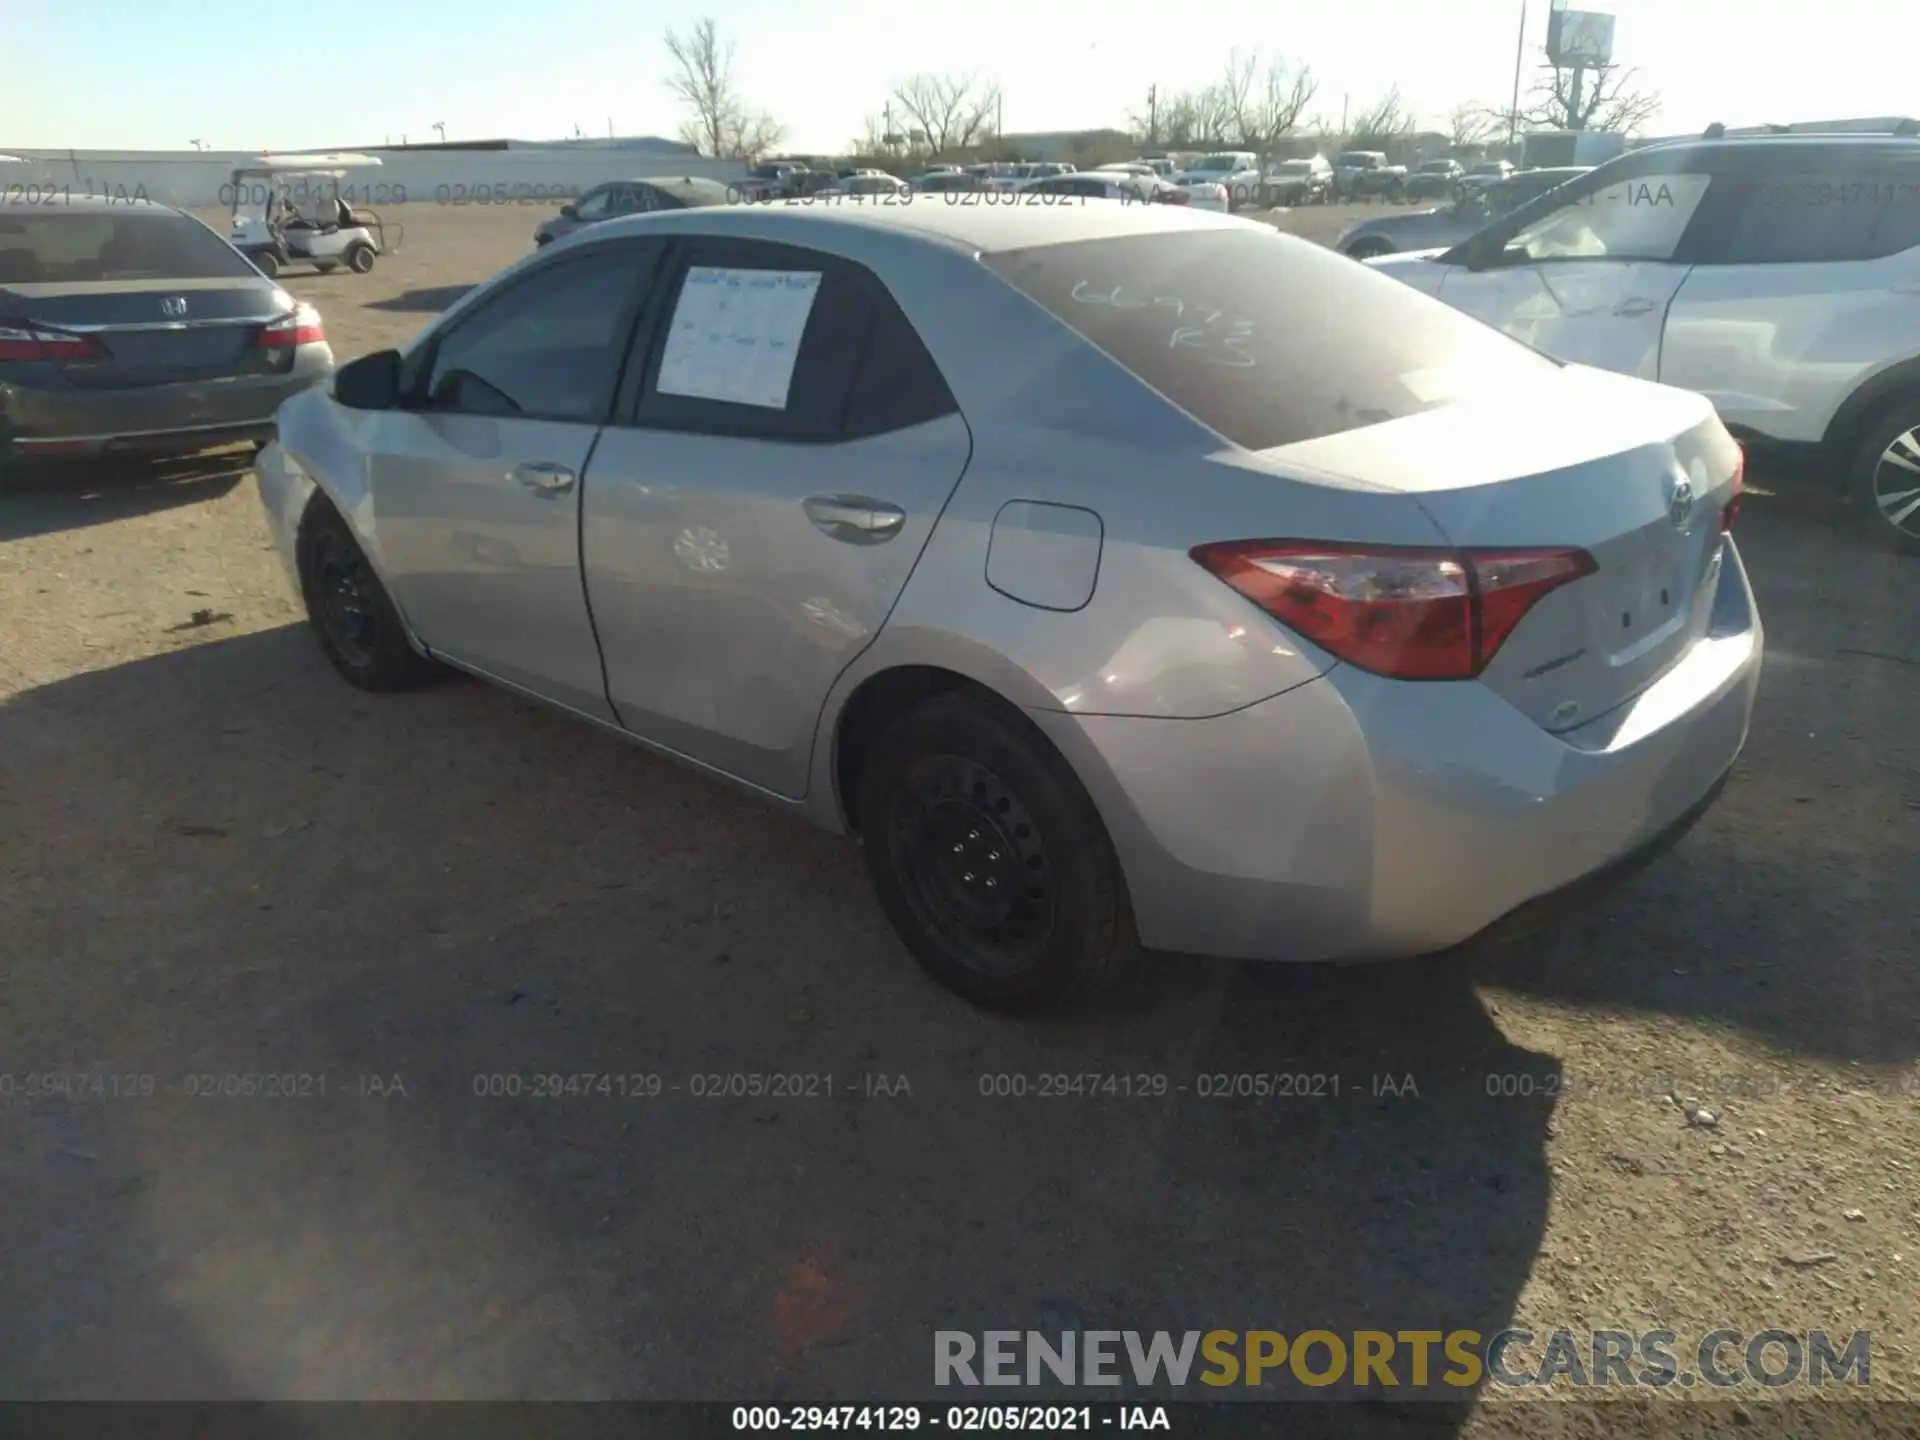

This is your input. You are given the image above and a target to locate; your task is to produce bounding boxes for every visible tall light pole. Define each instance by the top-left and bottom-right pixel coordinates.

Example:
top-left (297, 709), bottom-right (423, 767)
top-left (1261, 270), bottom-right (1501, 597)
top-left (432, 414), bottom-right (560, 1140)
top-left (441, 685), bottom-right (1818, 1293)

top-left (1146, 84), bottom-right (1158, 147)
top-left (1508, 0), bottom-right (1529, 146)
top-left (433, 121), bottom-right (446, 143)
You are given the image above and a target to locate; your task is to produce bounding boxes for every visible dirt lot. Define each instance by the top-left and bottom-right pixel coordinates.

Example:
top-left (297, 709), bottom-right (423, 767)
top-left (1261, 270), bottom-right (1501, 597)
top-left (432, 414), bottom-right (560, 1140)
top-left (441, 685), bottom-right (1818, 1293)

top-left (2, 200), bottom-right (1918, 1431)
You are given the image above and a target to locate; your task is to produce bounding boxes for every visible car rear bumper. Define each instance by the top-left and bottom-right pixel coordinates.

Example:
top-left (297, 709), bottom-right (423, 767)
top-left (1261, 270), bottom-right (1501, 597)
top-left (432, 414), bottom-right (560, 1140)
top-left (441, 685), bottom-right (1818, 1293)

top-left (1, 348), bottom-right (332, 459)
top-left (1032, 538), bottom-right (1763, 963)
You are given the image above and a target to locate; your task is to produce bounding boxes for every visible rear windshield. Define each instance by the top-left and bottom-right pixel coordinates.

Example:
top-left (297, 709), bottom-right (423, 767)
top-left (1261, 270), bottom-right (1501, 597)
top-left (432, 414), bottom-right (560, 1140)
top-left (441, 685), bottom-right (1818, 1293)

top-left (982, 229), bottom-right (1557, 450)
top-left (0, 209), bottom-right (257, 284)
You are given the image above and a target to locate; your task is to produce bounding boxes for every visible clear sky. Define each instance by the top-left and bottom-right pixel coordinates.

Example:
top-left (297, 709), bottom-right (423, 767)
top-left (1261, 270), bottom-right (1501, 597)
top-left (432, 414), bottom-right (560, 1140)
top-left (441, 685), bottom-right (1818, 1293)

top-left (2, 0), bottom-right (1909, 153)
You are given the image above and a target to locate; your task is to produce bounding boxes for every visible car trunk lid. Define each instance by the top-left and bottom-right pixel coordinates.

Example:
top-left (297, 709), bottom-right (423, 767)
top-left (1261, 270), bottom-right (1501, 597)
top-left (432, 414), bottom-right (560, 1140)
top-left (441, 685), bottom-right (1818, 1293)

top-left (1266, 365), bottom-right (1741, 731)
top-left (0, 279), bottom-right (292, 387)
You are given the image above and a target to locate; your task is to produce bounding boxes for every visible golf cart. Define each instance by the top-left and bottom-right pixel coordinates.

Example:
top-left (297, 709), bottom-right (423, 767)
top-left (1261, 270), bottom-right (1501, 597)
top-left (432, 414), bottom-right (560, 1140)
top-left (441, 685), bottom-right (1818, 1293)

top-left (228, 154), bottom-right (401, 279)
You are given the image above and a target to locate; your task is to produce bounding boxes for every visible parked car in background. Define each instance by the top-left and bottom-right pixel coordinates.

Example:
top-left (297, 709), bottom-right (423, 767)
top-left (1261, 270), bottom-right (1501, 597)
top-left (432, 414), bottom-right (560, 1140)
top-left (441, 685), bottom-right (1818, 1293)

top-left (1367, 130), bottom-right (1920, 551)
top-left (737, 161), bottom-right (807, 202)
top-left (1336, 167), bottom-right (1589, 258)
top-left (1, 195), bottom-right (333, 479)
top-left (911, 170), bottom-right (988, 195)
top-left (1460, 159), bottom-right (1515, 192)
top-left (1403, 158), bottom-right (1465, 202)
top-left (534, 177), bottom-right (731, 246)
top-left (1018, 173), bottom-right (1196, 208)
top-left (1175, 152), bottom-right (1261, 208)
top-left (1259, 156), bottom-right (1333, 206)
top-left (824, 174), bottom-right (912, 199)
top-left (256, 200), bottom-right (1757, 1009)
top-left (1333, 151), bottom-right (1407, 201)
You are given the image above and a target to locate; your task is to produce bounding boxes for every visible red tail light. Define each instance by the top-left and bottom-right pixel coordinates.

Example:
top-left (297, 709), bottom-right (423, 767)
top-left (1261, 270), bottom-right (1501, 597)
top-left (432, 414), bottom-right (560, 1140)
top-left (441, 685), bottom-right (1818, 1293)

top-left (1722, 446), bottom-right (1744, 532)
top-left (256, 303), bottom-right (324, 348)
top-left (1191, 539), bottom-right (1598, 682)
top-left (0, 325), bottom-right (102, 362)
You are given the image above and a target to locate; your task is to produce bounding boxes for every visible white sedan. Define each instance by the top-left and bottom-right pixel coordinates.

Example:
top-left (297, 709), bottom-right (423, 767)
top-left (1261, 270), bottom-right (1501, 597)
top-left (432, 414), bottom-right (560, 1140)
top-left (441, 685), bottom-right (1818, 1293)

top-left (1018, 173), bottom-right (1228, 213)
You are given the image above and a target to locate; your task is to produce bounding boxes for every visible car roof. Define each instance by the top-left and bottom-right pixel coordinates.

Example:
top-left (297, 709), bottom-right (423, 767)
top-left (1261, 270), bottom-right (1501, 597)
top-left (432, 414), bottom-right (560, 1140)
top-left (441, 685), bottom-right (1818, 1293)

top-left (0, 194), bottom-right (171, 214)
top-left (615, 176), bottom-right (733, 203)
top-left (588, 194), bottom-right (1249, 256)
top-left (1628, 134), bottom-right (1920, 167)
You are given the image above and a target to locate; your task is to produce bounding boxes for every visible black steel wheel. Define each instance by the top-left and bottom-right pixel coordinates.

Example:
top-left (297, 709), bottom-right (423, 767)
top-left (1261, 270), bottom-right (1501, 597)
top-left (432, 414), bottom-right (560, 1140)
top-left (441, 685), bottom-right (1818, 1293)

top-left (857, 690), bottom-right (1136, 1009)
top-left (297, 501), bottom-right (439, 691)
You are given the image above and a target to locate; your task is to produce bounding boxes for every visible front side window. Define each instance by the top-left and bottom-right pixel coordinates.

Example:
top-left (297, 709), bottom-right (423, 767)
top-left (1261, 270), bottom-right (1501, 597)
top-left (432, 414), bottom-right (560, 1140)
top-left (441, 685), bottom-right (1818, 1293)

top-left (983, 228), bottom-right (1558, 451)
top-left (422, 245), bottom-right (651, 421)
top-left (572, 187), bottom-right (614, 221)
top-left (1504, 172), bottom-right (1712, 262)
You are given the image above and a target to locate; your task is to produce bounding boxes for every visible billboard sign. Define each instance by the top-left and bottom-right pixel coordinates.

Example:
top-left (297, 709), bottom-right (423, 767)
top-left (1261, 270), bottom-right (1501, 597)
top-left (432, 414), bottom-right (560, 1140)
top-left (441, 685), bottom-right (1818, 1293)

top-left (1547, 8), bottom-right (1616, 67)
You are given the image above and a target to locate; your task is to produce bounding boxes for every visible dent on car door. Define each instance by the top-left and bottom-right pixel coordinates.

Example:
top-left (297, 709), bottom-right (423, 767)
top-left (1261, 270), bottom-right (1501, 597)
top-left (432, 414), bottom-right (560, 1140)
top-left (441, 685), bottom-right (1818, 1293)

top-left (1660, 157), bottom-right (1920, 443)
top-left (580, 242), bottom-right (972, 798)
top-left (1437, 168), bottom-right (1714, 378)
top-left (365, 240), bottom-right (664, 720)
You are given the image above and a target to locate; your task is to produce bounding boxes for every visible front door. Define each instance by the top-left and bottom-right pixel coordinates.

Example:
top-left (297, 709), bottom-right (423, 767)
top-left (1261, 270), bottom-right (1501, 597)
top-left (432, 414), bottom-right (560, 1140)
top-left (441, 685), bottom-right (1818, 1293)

top-left (581, 238), bottom-right (973, 797)
top-left (368, 239), bottom-right (664, 720)
top-left (1437, 167), bottom-right (1717, 379)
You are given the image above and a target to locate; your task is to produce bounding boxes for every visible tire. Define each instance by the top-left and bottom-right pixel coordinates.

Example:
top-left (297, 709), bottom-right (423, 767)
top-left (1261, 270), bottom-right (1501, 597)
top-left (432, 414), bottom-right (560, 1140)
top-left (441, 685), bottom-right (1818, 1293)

top-left (251, 249), bottom-right (279, 279)
top-left (347, 243), bottom-right (376, 274)
top-left (1850, 399), bottom-right (1920, 554)
top-left (855, 690), bottom-right (1138, 1010)
top-left (1345, 238), bottom-right (1394, 260)
top-left (297, 500), bottom-right (439, 691)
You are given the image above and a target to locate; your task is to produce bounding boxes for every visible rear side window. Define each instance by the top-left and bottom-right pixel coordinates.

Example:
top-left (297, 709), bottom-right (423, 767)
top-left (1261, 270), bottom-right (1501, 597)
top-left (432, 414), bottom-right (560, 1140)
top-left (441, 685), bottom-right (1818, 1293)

top-left (634, 242), bottom-right (957, 443)
top-left (0, 210), bottom-right (258, 284)
top-left (982, 229), bottom-right (1556, 451)
top-left (1712, 161), bottom-right (1920, 264)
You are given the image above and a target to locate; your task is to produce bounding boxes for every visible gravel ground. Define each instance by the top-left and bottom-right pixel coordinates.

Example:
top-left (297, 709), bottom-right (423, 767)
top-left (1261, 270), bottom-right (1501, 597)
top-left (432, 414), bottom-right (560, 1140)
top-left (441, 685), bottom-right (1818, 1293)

top-left (1, 200), bottom-right (1916, 1434)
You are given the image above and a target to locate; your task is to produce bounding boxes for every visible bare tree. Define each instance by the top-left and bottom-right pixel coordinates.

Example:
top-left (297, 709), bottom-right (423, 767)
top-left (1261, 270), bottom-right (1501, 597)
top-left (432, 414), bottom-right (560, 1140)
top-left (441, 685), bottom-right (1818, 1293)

top-left (663, 18), bottom-right (786, 160)
top-left (1131, 53), bottom-right (1316, 151)
top-left (1349, 87), bottom-right (1417, 146)
top-left (1230, 51), bottom-right (1319, 149)
top-left (889, 73), bottom-right (1001, 155)
top-left (849, 113), bottom-right (891, 156)
top-left (1522, 58), bottom-right (1661, 133)
top-left (1447, 102), bottom-right (1502, 150)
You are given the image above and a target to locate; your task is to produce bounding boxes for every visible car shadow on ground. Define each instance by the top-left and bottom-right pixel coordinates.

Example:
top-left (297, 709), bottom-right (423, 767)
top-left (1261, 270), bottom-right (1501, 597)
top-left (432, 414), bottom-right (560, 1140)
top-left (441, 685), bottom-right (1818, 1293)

top-left (0, 625), bottom-right (1549, 1424)
top-left (1462, 487), bottom-right (1919, 1070)
top-left (0, 449), bottom-right (254, 543)
top-left (364, 285), bottom-right (474, 315)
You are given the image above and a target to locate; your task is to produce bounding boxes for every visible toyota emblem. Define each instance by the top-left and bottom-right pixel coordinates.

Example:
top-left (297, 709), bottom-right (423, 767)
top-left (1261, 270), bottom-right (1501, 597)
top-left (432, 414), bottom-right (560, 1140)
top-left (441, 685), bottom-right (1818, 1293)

top-left (1667, 477), bottom-right (1695, 529)
top-left (160, 296), bottom-right (189, 318)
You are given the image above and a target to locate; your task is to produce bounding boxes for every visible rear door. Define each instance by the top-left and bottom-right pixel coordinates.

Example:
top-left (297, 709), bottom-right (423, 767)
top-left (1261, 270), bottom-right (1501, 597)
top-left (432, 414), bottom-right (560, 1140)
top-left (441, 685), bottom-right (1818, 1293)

top-left (581, 237), bottom-right (972, 798)
top-left (365, 238), bottom-right (665, 720)
top-left (1659, 145), bottom-right (1920, 442)
top-left (1435, 154), bottom-right (1721, 379)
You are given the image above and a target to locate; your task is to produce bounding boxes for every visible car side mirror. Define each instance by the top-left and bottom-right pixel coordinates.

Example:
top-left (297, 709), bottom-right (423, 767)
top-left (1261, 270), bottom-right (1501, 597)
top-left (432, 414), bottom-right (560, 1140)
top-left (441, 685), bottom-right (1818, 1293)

top-left (334, 349), bottom-right (402, 410)
top-left (559, 203), bottom-right (578, 219)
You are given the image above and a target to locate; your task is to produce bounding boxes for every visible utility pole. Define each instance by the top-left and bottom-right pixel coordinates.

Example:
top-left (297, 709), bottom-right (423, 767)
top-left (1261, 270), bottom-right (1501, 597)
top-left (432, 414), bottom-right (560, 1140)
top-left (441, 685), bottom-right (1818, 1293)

top-left (1147, 84), bottom-right (1158, 147)
top-left (1508, 0), bottom-right (1528, 145)
top-left (1340, 93), bottom-right (1349, 136)
top-left (1566, 67), bottom-right (1586, 130)
top-left (883, 100), bottom-right (894, 153)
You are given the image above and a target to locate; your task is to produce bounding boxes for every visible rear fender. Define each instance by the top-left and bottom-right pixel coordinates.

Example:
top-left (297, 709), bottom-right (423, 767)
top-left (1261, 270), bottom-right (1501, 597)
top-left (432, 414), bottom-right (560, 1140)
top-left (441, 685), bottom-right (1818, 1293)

top-left (1820, 355), bottom-right (1920, 474)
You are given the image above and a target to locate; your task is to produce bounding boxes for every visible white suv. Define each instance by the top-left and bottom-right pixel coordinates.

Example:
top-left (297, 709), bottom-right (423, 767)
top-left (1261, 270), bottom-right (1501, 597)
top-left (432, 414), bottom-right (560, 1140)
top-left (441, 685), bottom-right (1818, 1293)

top-left (1368, 131), bottom-right (1920, 551)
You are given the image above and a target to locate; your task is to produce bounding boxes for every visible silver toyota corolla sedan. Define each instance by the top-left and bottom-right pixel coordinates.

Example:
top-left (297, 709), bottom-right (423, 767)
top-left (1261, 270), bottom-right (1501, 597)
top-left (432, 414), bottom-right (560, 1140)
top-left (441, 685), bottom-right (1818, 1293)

top-left (255, 201), bottom-right (1762, 1009)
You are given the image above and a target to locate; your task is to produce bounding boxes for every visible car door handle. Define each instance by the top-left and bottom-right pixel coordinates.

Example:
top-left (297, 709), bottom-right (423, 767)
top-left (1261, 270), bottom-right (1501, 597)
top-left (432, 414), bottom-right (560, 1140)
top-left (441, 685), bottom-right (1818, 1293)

top-left (803, 494), bottom-right (905, 543)
top-left (1613, 297), bottom-right (1661, 317)
top-left (513, 461), bottom-right (576, 495)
